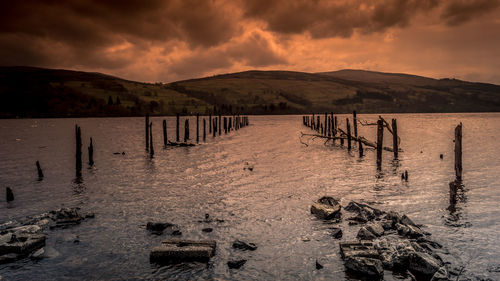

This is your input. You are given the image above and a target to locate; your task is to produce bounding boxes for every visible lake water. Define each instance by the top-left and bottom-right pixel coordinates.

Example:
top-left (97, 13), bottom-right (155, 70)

top-left (0, 114), bottom-right (499, 280)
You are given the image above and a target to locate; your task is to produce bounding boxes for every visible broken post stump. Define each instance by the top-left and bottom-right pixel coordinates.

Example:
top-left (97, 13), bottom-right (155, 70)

top-left (6, 187), bottom-right (14, 202)
top-left (149, 122), bottom-right (154, 156)
top-left (224, 117), bottom-right (227, 134)
top-left (213, 118), bottom-right (217, 137)
top-left (163, 120), bottom-right (167, 147)
top-left (455, 123), bottom-right (463, 181)
top-left (150, 239), bottom-right (216, 263)
top-left (347, 118), bottom-right (352, 151)
top-left (392, 119), bottom-right (398, 159)
top-left (176, 113), bottom-right (180, 142)
top-left (196, 114), bottom-right (199, 143)
top-left (36, 160), bottom-right (44, 178)
top-left (203, 118), bottom-right (206, 141)
top-left (184, 119), bottom-right (189, 142)
top-left (75, 125), bottom-right (82, 177)
top-left (359, 139), bottom-right (363, 157)
top-left (219, 114), bottom-right (222, 136)
top-left (145, 114), bottom-right (149, 151)
top-left (88, 138), bottom-right (94, 166)
top-left (209, 113), bottom-right (212, 133)
top-left (376, 119), bottom-right (383, 169)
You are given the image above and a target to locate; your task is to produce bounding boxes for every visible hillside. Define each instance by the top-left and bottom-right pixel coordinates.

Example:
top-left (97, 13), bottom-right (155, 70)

top-left (1, 66), bottom-right (500, 118)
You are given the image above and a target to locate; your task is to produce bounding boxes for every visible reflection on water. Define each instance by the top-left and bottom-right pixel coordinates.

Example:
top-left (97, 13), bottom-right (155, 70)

top-left (0, 113), bottom-right (499, 280)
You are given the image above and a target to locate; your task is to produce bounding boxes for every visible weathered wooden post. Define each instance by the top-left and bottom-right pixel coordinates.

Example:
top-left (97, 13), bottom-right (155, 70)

top-left (36, 160), bottom-right (44, 178)
top-left (213, 118), bottom-right (216, 137)
top-left (324, 112), bottom-right (327, 136)
top-left (163, 120), bottom-right (167, 146)
top-left (353, 110), bottom-right (358, 138)
top-left (209, 113), bottom-right (212, 133)
top-left (320, 123), bottom-right (323, 135)
top-left (196, 114), bottom-right (199, 143)
top-left (88, 138), bottom-right (94, 166)
top-left (176, 113), bottom-right (180, 142)
top-left (327, 117), bottom-right (331, 137)
top-left (229, 117), bottom-right (232, 131)
top-left (145, 114), bottom-right (149, 151)
top-left (316, 116), bottom-right (320, 133)
top-left (184, 119), bottom-right (189, 142)
top-left (346, 118), bottom-right (352, 151)
top-left (149, 122), bottom-right (154, 156)
top-left (224, 117), bottom-right (227, 134)
top-left (312, 113), bottom-right (315, 130)
top-left (358, 139), bottom-right (363, 157)
top-left (219, 113), bottom-right (222, 136)
top-left (376, 119), bottom-right (384, 169)
top-left (392, 119), bottom-right (398, 159)
top-left (455, 123), bottom-right (463, 181)
top-left (6, 187), bottom-right (14, 202)
top-left (75, 125), bottom-right (82, 177)
top-left (203, 118), bottom-right (206, 141)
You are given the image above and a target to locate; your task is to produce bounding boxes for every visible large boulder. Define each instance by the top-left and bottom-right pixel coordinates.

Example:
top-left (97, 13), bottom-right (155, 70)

top-left (345, 256), bottom-right (384, 278)
top-left (310, 196), bottom-right (341, 220)
top-left (408, 252), bottom-right (441, 278)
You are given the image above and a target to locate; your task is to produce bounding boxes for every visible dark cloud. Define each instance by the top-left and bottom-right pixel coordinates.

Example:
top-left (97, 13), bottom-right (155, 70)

top-left (442, 0), bottom-right (500, 25)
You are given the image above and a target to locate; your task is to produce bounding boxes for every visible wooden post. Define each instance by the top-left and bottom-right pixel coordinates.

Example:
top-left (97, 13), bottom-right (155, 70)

top-left (320, 123), bottom-right (323, 135)
top-left (149, 122), bottom-right (154, 156)
top-left (209, 113), bottom-right (212, 133)
top-left (312, 113), bottom-right (315, 130)
top-left (358, 139), bottom-right (363, 157)
top-left (316, 116), bottom-right (320, 133)
top-left (392, 119), bottom-right (398, 159)
top-left (353, 110), bottom-right (358, 138)
top-left (145, 114), bottom-right (149, 151)
top-left (334, 116), bottom-right (337, 136)
top-left (203, 118), bottom-right (206, 141)
top-left (75, 125), bottom-right (82, 177)
top-left (196, 114), bottom-right (199, 143)
top-left (229, 117), bottom-right (232, 131)
top-left (219, 113), bottom-right (222, 136)
top-left (224, 117), bottom-right (227, 134)
top-left (213, 117), bottom-right (216, 137)
top-left (88, 138), bottom-right (94, 166)
top-left (184, 119), bottom-right (189, 142)
top-left (36, 160), bottom-right (44, 178)
top-left (324, 112), bottom-right (327, 136)
top-left (327, 117), bottom-right (331, 137)
top-left (455, 123), bottom-right (463, 181)
top-left (346, 118), bottom-right (351, 151)
top-left (163, 120), bottom-right (167, 146)
top-left (6, 187), bottom-right (14, 202)
top-left (376, 119), bottom-right (384, 169)
top-left (176, 113), bottom-right (180, 142)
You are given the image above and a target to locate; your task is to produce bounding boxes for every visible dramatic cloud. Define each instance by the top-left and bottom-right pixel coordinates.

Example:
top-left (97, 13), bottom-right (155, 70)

top-left (1, 0), bottom-right (499, 83)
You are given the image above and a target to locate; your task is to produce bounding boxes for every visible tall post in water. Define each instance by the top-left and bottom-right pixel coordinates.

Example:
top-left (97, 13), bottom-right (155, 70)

top-left (312, 113), bottom-right (315, 130)
top-left (376, 119), bottom-right (384, 169)
top-left (346, 118), bottom-right (352, 151)
top-left (213, 118), bottom-right (217, 137)
top-left (316, 116), bottom-right (320, 133)
top-left (196, 114), bottom-right (199, 143)
top-left (224, 117), bottom-right (227, 134)
top-left (163, 120), bottom-right (167, 146)
top-left (75, 125), bottom-right (82, 177)
top-left (203, 119), bottom-right (206, 141)
top-left (145, 114), bottom-right (149, 151)
top-left (184, 119), bottom-right (189, 142)
top-left (88, 138), bottom-right (94, 166)
top-left (149, 122), bottom-right (154, 156)
top-left (455, 123), bottom-right (463, 181)
top-left (327, 117), bottom-right (331, 137)
top-left (392, 119), bottom-right (398, 159)
top-left (176, 113), bottom-right (180, 142)
top-left (353, 110), bottom-right (358, 138)
top-left (358, 139), bottom-right (363, 157)
top-left (324, 112), bottom-right (327, 136)
top-left (209, 113), bottom-right (212, 133)
top-left (36, 160), bottom-right (44, 178)
top-left (219, 113), bottom-right (222, 136)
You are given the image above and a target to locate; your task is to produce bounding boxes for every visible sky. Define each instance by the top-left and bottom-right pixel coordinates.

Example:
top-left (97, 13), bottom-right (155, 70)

top-left (1, 0), bottom-right (499, 84)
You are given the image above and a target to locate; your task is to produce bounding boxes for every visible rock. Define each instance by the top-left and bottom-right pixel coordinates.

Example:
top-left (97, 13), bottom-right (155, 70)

top-left (430, 266), bottom-right (449, 281)
top-left (330, 227), bottom-right (343, 239)
top-left (228, 259), bottom-right (247, 269)
top-left (0, 253), bottom-right (19, 264)
top-left (311, 196), bottom-right (341, 220)
top-left (345, 256), bottom-right (384, 278)
top-left (36, 219), bottom-right (51, 228)
top-left (417, 237), bottom-right (442, 249)
top-left (0, 234), bottom-right (46, 256)
top-left (339, 241), bottom-right (380, 260)
top-left (85, 213), bottom-right (95, 219)
top-left (384, 211), bottom-right (402, 225)
top-left (150, 239), bottom-right (216, 263)
top-left (6, 187), bottom-right (14, 202)
top-left (233, 240), bottom-right (257, 251)
top-left (146, 222), bottom-right (174, 232)
top-left (400, 215), bottom-right (417, 227)
top-left (392, 241), bottom-right (416, 271)
top-left (202, 228), bottom-right (213, 233)
top-left (0, 233), bottom-right (12, 245)
top-left (345, 201), bottom-right (384, 221)
top-left (396, 223), bottom-right (424, 238)
top-left (30, 247), bottom-right (45, 259)
top-left (10, 225), bottom-right (41, 235)
top-left (366, 223), bottom-right (384, 237)
top-left (357, 227), bottom-right (377, 240)
top-left (348, 214), bottom-right (368, 224)
top-left (408, 252), bottom-right (441, 278)
top-left (380, 219), bottom-right (394, 230)
top-left (316, 259), bottom-right (323, 269)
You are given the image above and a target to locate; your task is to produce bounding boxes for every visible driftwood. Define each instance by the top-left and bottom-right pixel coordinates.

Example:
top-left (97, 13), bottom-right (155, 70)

top-left (300, 132), bottom-right (394, 152)
top-left (358, 116), bottom-right (401, 145)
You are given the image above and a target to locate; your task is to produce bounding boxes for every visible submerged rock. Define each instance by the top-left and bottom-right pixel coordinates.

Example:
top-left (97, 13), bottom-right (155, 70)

top-left (311, 196), bottom-right (341, 220)
top-left (0, 234), bottom-right (46, 256)
top-left (146, 222), bottom-right (180, 235)
top-left (228, 259), bottom-right (247, 269)
top-left (233, 240), bottom-right (257, 251)
top-left (330, 227), bottom-right (343, 239)
top-left (345, 256), bottom-right (384, 278)
top-left (150, 239), bottom-right (216, 263)
top-left (316, 259), bottom-right (323, 270)
top-left (430, 266), bottom-right (449, 281)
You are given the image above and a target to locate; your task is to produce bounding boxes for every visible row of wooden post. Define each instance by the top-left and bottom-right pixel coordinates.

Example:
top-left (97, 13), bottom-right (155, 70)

top-left (302, 111), bottom-right (399, 169)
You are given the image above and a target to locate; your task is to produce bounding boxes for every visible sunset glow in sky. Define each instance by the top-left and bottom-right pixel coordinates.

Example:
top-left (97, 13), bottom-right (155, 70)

top-left (1, 0), bottom-right (500, 83)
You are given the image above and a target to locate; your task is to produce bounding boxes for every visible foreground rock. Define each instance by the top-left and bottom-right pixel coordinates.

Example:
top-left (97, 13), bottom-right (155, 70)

top-left (0, 234), bottom-right (46, 264)
top-left (227, 259), bottom-right (247, 269)
top-left (345, 201), bottom-right (385, 222)
top-left (150, 239), bottom-right (216, 263)
top-left (345, 256), bottom-right (384, 278)
top-left (146, 222), bottom-right (181, 235)
top-left (233, 240), bottom-right (257, 251)
top-left (310, 196), bottom-right (341, 220)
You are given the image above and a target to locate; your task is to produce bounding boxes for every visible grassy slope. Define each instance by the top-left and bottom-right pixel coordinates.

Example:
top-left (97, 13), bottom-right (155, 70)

top-left (1, 66), bottom-right (500, 118)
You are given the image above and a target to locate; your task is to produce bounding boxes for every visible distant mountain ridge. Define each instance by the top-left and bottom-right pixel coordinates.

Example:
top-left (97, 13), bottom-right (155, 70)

top-left (1, 66), bottom-right (499, 118)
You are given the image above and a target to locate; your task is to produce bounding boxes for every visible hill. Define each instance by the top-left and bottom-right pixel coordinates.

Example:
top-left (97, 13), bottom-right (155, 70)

top-left (1, 66), bottom-right (500, 118)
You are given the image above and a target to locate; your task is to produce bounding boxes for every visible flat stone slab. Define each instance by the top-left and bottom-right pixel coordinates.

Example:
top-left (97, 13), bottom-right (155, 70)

top-left (0, 234), bottom-right (46, 256)
top-left (150, 239), bottom-right (216, 263)
top-left (339, 241), bottom-right (380, 260)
